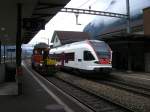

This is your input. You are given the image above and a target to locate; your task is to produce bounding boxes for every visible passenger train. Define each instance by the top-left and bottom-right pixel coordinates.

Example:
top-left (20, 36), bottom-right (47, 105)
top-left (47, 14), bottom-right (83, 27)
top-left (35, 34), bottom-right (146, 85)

top-left (49, 40), bottom-right (112, 73)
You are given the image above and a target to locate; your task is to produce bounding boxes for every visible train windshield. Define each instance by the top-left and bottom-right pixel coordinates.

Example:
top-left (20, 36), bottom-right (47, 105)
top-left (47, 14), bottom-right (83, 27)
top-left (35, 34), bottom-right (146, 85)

top-left (90, 41), bottom-right (110, 58)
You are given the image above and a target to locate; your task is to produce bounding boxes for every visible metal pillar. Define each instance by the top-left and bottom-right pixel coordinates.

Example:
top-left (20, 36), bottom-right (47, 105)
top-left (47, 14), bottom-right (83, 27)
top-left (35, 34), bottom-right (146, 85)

top-left (126, 0), bottom-right (132, 71)
top-left (6, 46), bottom-right (8, 60)
top-left (126, 0), bottom-right (132, 72)
top-left (11, 52), bottom-right (12, 63)
top-left (126, 0), bottom-right (131, 34)
top-left (48, 38), bottom-right (49, 46)
top-left (0, 40), bottom-right (2, 64)
top-left (4, 44), bottom-right (5, 63)
top-left (75, 13), bottom-right (79, 25)
top-left (16, 3), bottom-right (22, 95)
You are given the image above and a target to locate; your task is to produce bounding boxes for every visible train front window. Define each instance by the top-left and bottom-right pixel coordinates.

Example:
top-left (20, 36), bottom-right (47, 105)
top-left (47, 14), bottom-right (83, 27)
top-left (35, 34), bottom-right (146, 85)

top-left (90, 41), bottom-right (110, 58)
top-left (96, 52), bottom-right (110, 58)
top-left (84, 51), bottom-right (95, 61)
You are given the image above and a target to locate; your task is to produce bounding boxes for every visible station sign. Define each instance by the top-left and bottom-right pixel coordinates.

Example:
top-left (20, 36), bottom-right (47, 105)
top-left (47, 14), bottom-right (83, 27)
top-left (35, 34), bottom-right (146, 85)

top-left (23, 18), bottom-right (46, 31)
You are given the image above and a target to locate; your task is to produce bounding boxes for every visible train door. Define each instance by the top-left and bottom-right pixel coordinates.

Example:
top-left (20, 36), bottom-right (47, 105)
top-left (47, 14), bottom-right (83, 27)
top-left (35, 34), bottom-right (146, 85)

top-left (75, 49), bottom-right (84, 70)
top-left (60, 52), bottom-right (65, 67)
top-left (82, 50), bottom-right (95, 70)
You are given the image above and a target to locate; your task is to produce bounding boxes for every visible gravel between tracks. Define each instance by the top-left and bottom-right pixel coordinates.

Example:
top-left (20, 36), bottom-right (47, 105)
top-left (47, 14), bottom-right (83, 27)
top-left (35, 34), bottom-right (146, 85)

top-left (54, 72), bottom-right (150, 112)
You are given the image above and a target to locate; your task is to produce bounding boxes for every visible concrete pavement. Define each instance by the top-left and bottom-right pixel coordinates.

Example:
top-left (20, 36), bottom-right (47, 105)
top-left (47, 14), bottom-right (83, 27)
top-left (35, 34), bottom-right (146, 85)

top-left (0, 65), bottom-right (65, 112)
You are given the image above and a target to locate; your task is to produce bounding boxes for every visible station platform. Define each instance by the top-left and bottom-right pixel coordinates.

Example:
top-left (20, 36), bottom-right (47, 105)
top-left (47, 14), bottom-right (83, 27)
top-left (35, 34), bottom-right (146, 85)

top-left (0, 62), bottom-right (90, 112)
top-left (0, 64), bottom-right (65, 112)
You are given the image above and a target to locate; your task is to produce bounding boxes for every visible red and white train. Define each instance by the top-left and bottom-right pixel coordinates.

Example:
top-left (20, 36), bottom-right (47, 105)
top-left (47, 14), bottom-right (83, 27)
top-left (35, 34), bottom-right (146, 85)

top-left (49, 40), bottom-right (112, 73)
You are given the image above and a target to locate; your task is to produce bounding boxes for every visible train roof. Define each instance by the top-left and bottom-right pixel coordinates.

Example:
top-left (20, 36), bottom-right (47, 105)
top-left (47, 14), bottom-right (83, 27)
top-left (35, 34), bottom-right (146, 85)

top-left (53, 40), bottom-right (103, 47)
top-left (64, 40), bottom-right (104, 45)
top-left (50, 40), bottom-right (105, 53)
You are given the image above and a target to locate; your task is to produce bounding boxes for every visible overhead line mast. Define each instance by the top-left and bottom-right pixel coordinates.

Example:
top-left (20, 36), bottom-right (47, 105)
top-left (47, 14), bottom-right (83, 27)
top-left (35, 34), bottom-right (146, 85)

top-left (61, 8), bottom-right (128, 19)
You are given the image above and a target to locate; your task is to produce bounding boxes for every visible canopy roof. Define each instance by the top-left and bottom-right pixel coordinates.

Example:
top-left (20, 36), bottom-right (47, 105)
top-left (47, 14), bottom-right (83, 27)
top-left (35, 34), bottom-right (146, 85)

top-left (0, 0), bottom-right (70, 44)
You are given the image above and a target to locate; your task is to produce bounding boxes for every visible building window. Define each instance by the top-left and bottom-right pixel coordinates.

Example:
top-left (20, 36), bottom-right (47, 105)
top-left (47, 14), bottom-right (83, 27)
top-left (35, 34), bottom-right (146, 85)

top-left (55, 37), bottom-right (58, 42)
top-left (84, 51), bottom-right (95, 61)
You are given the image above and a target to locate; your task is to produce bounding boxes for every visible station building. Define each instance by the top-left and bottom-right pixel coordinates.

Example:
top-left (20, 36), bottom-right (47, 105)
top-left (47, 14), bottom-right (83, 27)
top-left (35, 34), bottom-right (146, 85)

top-left (101, 7), bottom-right (150, 72)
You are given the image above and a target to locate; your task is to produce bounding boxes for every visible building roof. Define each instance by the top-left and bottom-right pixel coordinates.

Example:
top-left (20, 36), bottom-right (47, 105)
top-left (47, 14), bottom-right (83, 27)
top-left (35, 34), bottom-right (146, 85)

top-left (101, 34), bottom-right (150, 42)
top-left (51, 31), bottom-right (91, 45)
top-left (99, 19), bottom-right (143, 38)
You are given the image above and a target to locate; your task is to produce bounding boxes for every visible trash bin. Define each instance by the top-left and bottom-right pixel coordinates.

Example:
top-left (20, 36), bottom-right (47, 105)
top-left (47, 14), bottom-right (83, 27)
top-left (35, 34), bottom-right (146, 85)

top-left (5, 63), bottom-right (16, 82)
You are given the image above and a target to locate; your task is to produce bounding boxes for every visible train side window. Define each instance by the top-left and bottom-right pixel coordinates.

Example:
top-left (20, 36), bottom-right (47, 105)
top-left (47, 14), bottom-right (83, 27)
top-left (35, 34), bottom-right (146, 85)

top-left (34, 50), bottom-right (38, 54)
top-left (84, 51), bottom-right (95, 61)
top-left (65, 52), bottom-right (75, 63)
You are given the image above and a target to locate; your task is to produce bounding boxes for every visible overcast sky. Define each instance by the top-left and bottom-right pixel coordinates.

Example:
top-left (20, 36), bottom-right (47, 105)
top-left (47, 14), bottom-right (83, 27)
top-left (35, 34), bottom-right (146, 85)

top-left (28, 0), bottom-right (150, 45)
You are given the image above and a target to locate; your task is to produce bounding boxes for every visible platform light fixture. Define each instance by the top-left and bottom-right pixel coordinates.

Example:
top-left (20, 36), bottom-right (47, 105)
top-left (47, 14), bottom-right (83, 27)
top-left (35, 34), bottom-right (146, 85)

top-left (1, 27), bottom-right (6, 31)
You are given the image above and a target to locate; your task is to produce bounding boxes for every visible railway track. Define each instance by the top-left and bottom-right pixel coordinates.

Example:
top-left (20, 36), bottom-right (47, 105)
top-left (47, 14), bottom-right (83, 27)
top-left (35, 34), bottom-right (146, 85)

top-left (52, 71), bottom-right (150, 112)
top-left (45, 76), bottom-right (130, 112)
top-left (66, 70), bottom-right (150, 97)
top-left (24, 60), bottom-right (150, 112)
top-left (24, 62), bottom-right (130, 112)
top-left (95, 79), bottom-right (150, 97)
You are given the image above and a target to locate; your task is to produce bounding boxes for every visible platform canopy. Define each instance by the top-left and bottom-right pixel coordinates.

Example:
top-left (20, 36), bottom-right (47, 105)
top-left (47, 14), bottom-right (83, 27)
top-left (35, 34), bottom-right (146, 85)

top-left (0, 0), bottom-right (70, 44)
